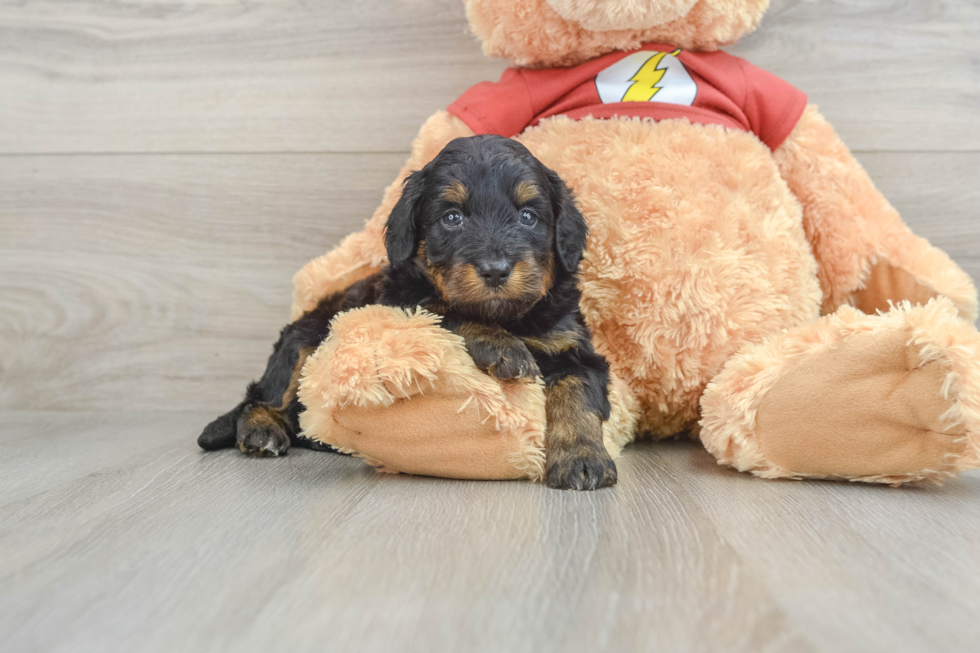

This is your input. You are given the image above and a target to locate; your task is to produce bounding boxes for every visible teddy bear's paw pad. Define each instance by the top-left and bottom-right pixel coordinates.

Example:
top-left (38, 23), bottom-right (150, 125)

top-left (755, 326), bottom-right (969, 482)
top-left (546, 445), bottom-right (618, 491)
top-left (236, 405), bottom-right (291, 458)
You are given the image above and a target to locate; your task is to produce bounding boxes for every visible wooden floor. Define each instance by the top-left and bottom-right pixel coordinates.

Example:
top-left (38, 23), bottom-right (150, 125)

top-left (1, 414), bottom-right (978, 653)
top-left (2, 1), bottom-right (980, 651)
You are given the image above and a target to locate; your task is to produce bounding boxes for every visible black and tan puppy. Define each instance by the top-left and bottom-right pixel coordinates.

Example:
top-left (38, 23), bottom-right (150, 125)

top-left (198, 135), bottom-right (616, 490)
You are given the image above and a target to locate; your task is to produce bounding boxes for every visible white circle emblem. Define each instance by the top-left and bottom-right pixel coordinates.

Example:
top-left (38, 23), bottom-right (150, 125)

top-left (595, 49), bottom-right (697, 106)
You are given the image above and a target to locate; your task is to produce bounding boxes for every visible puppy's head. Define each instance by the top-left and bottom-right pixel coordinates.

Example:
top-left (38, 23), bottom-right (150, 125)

top-left (384, 135), bottom-right (587, 320)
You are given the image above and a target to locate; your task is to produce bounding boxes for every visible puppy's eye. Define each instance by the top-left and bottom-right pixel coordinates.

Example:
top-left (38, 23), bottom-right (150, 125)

top-left (442, 211), bottom-right (463, 228)
top-left (519, 209), bottom-right (537, 227)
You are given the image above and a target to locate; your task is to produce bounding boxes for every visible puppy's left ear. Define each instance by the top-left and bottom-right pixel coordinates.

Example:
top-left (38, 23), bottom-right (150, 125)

top-left (547, 169), bottom-right (588, 272)
top-left (384, 170), bottom-right (426, 267)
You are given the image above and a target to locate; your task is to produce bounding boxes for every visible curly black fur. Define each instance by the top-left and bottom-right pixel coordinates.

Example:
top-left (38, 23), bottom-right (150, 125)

top-left (198, 135), bottom-right (615, 490)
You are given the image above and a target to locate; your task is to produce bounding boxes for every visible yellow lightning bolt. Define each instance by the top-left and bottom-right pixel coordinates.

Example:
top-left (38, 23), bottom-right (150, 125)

top-left (622, 49), bottom-right (682, 102)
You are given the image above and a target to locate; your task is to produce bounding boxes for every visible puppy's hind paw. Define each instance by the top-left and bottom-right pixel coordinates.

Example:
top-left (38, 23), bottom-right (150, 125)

top-left (198, 409), bottom-right (239, 451)
top-left (236, 405), bottom-right (291, 457)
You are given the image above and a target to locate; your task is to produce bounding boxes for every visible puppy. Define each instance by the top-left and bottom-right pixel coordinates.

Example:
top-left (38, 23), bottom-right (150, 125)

top-left (198, 135), bottom-right (616, 490)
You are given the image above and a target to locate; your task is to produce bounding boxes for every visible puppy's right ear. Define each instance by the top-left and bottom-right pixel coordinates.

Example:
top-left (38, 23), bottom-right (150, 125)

top-left (384, 170), bottom-right (426, 267)
top-left (546, 168), bottom-right (588, 273)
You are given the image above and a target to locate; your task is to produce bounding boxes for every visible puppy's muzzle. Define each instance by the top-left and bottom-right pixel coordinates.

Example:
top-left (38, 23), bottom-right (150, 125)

top-left (476, 259), bottom-right (513, 289)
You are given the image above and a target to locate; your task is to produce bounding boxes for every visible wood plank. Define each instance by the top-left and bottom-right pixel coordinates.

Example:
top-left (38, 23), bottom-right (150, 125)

top-left (857, 151), bottom-right (980, 262)
top-left (0, 412), bottom-right (809, 653)
top-left (0, 0), bottom-right (506, 155)
top-left (0, 411), bottom-right (205, 506)
top-left (0, 153), bottom-right (402, 412)
top-left (0, 0), bottom-right (977, 154)
top-left (733, 0), bottom-right (980, 152)
top-left (650, 441), bottom-right (980, 653)
top-left (1, 152), bottom-right (977, 413)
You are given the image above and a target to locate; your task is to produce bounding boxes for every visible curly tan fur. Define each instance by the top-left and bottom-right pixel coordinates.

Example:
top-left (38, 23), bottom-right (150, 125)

top-left (465, 0), bottom-right (769, 67)
top-left (297, 305), bottom-right (637, 480)
top-left (518, 115), bottom-right (821, 437)
top-left (287, 1), bottom-right (980, 485)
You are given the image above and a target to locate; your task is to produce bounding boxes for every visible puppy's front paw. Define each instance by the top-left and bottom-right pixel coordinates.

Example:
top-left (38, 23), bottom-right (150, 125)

top-left (236, 405), bottom-right (290, 457)
top-left (470, 340), bottom-right (540, 382)
top-left (489, 344), bottom-right (541, 381)
top-left (546, 446), bottom-right (617, 491)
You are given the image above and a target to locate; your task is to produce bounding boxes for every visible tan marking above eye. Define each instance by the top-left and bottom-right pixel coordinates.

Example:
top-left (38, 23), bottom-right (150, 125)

top-left (441, 181), bottom-right (468, 205)
top-left (515, 181), bottom-right (539, 205)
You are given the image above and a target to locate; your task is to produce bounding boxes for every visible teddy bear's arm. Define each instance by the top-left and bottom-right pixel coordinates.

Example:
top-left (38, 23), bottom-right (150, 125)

top-left (773, 105), bottom-right (977, 320)
top-left (290, 111), bottom-right (475, 320)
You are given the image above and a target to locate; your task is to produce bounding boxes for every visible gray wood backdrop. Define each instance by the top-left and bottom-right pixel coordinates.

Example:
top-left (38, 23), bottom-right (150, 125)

top-left (3, 3), bottom-right (980, 653)
top-left (2, 0), bottom-right (978, 413)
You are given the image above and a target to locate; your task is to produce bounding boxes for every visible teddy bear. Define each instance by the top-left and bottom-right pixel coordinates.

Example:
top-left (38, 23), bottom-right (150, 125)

top-left (291, 0), bottom-right (980, 485)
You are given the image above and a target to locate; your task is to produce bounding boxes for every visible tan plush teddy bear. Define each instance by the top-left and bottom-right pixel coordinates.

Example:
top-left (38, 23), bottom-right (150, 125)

top-left (293, 0), bottom-right (980, 485)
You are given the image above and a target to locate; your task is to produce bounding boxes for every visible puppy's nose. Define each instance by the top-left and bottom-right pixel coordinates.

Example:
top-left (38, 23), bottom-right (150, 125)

top-left (476, 259), bottom-right (513, 288)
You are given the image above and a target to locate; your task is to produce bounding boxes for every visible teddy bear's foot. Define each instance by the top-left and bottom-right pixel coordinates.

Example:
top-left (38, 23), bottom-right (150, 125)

top-left (701, 298), bottom-right (980, 484)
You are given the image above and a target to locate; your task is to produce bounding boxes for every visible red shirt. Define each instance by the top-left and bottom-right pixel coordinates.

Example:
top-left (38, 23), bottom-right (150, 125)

top-left (448, 44), bottom-right (807, 150)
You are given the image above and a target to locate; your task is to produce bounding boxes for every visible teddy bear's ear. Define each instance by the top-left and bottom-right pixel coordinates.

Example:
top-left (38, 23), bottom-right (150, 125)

top-left (384, 170), bottom-right (427, 268)
top-left (547, 0), bottom-right (699, 31)
top-left (547, 168), bottom-right (588, 273)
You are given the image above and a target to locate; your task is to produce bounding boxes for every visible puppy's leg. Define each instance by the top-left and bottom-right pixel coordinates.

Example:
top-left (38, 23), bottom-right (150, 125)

top-left (540, 354), bottom-right (616, 490)
top-left (198, 275), bottom-right (381, 456)
top-left (199, 322), bottom-right (320, 457)
top-left (234, 337), bottom-right (316, 457)
top-left (242, 343), bottom-right (335, 454)
top-left (197, 402), bottom-right (245, 450)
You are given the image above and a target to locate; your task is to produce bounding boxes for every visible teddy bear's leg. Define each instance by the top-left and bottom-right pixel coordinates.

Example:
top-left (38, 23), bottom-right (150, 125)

top-left (700, 299), bottom-right (980, 484)
top-left (297, 305), bottom-right (548, 480)
top-left (290, 111), bottom-right (475, 320)
top-left (775, 105), bottom-right (978, 320)
top-left (296, 305), bottom-right (640, 482)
